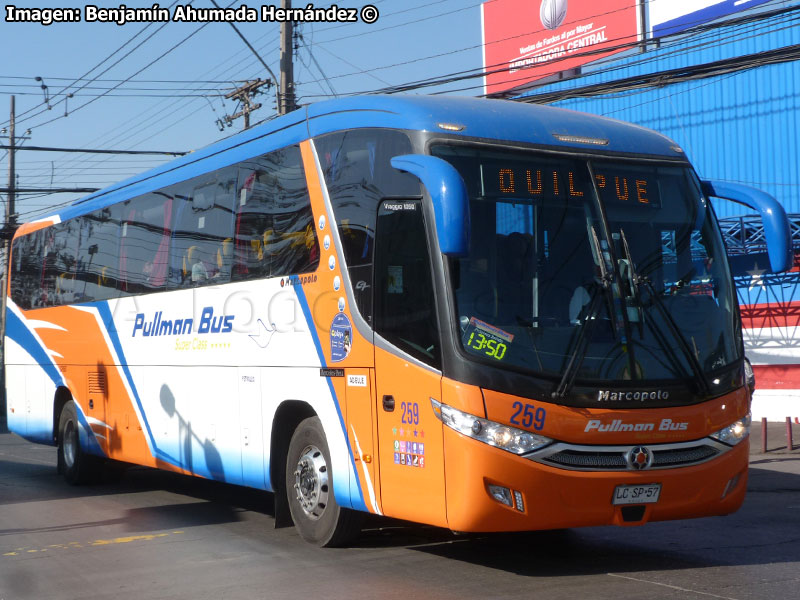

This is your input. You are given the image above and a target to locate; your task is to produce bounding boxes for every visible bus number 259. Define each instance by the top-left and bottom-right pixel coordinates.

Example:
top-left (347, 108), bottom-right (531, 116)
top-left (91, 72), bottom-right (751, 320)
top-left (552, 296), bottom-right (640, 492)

top-left (510, 402), bottom-right (546, 430)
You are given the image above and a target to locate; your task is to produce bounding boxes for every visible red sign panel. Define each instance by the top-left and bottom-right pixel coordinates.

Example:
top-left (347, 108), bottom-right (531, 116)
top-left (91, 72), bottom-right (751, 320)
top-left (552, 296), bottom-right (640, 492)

top-left (482, 0), bottom-right (640, 96)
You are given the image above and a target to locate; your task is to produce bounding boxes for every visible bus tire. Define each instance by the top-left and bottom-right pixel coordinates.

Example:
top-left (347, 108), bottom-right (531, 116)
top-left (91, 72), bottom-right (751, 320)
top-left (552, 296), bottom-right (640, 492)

top-left (57, 401), bottom-right (98, 485)
top-left (285, 416), bottom-right (362, 547)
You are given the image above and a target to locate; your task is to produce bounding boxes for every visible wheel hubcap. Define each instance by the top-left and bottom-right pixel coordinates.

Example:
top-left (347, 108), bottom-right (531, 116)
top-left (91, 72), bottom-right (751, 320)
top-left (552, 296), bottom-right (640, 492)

top-left (293, 444), bottom-right (329, 519)
top-left (63, 420), bottom-right (77, 468)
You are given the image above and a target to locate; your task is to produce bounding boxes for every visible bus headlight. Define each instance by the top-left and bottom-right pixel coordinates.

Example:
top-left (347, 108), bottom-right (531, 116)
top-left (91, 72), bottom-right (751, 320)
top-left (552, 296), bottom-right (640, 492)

top-left (431, 399), bottom-right (552, 455)
top-left (709, 413), bottom-right (751, 446)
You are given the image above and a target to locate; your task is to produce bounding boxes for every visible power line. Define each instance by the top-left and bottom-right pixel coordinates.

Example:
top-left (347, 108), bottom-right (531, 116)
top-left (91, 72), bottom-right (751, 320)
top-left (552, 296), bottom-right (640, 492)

top-left (3, 0), bottom-right (188, 128)
top-left (0, 145), bottom-right (186, 156)
top-left (15, 0), bottom-right (264, 135)
top-left (18, 7), bottom-right (278, 186)
top-left (0, 187), bottom-right (99, 194)
top-left (2, 92), bottom-right (227, 99)
top-left (297, 33), bottom-right (338, 98)
top-left (0, 76), bottom-right (243, 85)
top-left (518, 44), bottom-right (800, 105)
top-left (0, 83), bottom-right (233, 92)
top-left (209, 0), bottom-right (280, 113)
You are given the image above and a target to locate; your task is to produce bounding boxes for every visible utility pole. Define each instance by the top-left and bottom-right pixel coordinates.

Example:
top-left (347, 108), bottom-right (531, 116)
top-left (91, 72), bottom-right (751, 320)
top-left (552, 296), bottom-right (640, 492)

top-left (0, 95), bottom-right (15, 432)
top-left (223, 79), bottom-right (268, 130)
top-left (279, 0), bottom-right (297, 115)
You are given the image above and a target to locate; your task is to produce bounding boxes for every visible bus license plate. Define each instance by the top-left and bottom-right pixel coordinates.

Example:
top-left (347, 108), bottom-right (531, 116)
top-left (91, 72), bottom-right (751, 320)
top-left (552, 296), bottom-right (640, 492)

top-left (612, 484), bottom-right (661, 505)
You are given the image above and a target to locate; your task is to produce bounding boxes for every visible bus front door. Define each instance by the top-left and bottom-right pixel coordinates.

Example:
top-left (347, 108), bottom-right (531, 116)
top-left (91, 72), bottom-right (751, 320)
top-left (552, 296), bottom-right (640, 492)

top-left (372, 198), bottom-right (447, 527)
top-left (375, 348), bottom-right (446, 527)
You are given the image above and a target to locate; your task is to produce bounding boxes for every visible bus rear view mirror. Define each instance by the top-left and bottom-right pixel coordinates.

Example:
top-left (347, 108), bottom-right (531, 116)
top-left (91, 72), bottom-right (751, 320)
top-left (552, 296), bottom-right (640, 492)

top-left (391, 154), bottom-right (470, 257)
top-left (702, 179), bottom-right (792, 273)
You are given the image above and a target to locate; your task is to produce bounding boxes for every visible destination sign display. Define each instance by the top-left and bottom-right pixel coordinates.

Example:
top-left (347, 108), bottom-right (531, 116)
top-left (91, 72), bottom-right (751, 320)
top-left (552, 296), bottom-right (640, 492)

top-left (480, 161), bottom-right (662, 208)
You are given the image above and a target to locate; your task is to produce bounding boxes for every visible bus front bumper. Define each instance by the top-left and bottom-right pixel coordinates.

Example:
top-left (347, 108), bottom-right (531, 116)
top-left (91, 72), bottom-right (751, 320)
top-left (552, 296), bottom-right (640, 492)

top-left (443, 428), bottom-right (749, 532)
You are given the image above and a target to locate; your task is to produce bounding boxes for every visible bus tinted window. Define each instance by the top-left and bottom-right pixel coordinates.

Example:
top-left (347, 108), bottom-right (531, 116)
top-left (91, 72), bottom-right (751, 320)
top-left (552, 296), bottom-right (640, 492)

top-left (235, 145), bottom-right (317, 280)
top-left (76, 206), bottom-right (121, 303)
top-left (10, 230), bottom-right (45, 309)
top-left (118, 193), bottom-right (173, 295)
top-left (316, 129), bottom-right (418, 324)
top-left (170, 168), bottom-right (236, 288)
top-left (11, 143), bottom-right (315, 309)
top-left (47, 219), bottom-right (81, 306)
top-left (374, 199), bottom-right (440, 368)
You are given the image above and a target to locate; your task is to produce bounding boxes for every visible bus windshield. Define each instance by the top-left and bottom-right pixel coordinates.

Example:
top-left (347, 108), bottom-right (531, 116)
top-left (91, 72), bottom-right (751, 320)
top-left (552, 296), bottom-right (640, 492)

top-left (432, 144), bottom-right (741, 387)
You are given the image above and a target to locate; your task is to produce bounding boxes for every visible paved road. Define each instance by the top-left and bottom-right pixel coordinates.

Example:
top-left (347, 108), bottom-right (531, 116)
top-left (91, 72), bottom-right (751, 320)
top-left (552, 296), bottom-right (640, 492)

top-left (1, 426), bottom-right (798, 600)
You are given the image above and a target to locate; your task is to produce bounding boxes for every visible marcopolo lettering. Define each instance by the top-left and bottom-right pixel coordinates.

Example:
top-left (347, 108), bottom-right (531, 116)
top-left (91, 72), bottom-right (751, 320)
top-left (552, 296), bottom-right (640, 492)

top-left (597, 389), bottom-right (669, 402)
top-left (281, 274), bottom-right (317, 287)
top-left (132, 306), bottom-right (234, 337)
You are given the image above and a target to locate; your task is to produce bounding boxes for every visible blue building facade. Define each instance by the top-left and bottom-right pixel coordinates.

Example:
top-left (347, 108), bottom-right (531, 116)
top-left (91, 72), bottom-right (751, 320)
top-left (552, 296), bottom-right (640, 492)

top-left (518, 2), bottom-right (800, 218)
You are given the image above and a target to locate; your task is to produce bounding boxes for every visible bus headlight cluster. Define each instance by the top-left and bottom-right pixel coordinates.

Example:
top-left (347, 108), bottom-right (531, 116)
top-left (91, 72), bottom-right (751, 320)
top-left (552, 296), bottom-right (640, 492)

top-left (431, 399), bottom-right (552, 455)
top-left (709, 413), bottom-right (751, 446)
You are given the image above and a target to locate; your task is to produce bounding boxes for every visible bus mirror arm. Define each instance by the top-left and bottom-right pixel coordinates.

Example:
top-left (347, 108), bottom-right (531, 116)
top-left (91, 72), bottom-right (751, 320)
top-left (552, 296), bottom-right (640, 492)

top-left (391, 154), bottom-right (470, 257)
top-left (701, 179), bottom-right (792, 273)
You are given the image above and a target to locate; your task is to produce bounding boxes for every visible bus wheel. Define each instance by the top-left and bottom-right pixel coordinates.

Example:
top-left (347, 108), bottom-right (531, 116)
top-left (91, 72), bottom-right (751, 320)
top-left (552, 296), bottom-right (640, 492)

top-left (57, 401), bottom-right (97, 485)
top-left (285, 416), bottom-right (361, 546)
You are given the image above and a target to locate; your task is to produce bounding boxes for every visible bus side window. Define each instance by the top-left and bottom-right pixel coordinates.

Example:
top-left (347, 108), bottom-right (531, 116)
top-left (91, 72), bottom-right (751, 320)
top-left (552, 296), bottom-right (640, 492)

top-left (236, 145), bottom-right (317, 280)
top-left (374, 200), bottom-right (441, 368)
top-left (119, 194), bottom-right (173, 295)
top-left (269, 146), bottom-right (317, 277)
top-left (10, 230), bottom-right (44, 310)
top-left (35, 223), bottom-right (80, 307)
top-left (235, 166), bottom-right (274, 280)
top-left (271, 205), bottom-right (318, 277)
top-left (76, 207), bottom-right (121, 303)
top-left (315, 129), bottom-right (419, 326)
top-left (169, 168), bottom-right (236, 289)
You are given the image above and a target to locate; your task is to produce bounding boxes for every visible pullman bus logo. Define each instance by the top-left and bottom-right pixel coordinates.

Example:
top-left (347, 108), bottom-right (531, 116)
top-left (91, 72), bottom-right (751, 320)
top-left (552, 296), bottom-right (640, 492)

top-left (625, 446), bottom-right (653, 470)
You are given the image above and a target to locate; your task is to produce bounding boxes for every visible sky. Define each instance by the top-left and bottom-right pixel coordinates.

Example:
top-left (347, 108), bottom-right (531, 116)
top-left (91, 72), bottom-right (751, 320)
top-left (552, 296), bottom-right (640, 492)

top-left (0, 0), bottom-right (485, 221)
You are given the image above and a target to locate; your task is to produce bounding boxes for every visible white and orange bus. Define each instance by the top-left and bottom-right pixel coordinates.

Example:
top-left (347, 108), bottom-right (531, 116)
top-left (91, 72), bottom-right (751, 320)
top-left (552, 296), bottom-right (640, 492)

top-left (4, 96), bottom-right (792, 546)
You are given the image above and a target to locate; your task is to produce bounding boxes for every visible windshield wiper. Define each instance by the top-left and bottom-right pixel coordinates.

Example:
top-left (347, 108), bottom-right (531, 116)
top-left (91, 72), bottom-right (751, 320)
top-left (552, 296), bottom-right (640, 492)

top-left (551, 226), bottom-right (618, 399)
top-left (637, 277), bottom-right (712, 396)
top-left (590, 226), bottom-right (618, 333)
top-left (552, 282), bottom-right (605, 399)
top-left (618, 229), bottom-right (711, 395)
top-left (618, 229), bottom-right (644, 339)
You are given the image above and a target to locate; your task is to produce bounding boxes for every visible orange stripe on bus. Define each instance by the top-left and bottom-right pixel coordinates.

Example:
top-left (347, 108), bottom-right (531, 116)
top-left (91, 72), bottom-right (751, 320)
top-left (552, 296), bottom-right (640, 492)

top-left (21, 305), bottom-right (155, 466)
top-left (300, 139), bottom-right (378, 513)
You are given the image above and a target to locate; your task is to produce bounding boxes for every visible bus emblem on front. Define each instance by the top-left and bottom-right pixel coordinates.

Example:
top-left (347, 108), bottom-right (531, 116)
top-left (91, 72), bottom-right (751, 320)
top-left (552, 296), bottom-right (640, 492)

top-left (626, 446), bottom-right (653, 470)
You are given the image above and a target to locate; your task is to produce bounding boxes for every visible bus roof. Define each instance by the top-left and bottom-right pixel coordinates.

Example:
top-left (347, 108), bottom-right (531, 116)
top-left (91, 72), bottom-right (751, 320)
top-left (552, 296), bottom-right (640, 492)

top-left (44, 95), bottom-right (684, 225)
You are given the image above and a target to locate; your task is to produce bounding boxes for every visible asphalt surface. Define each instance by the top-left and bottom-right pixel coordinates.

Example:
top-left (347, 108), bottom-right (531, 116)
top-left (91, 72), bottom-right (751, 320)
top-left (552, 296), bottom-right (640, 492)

top-left (0, 422), bottom-right (798, 600)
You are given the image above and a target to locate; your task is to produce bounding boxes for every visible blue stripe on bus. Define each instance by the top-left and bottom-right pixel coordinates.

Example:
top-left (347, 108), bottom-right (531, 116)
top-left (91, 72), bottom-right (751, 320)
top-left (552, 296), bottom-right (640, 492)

top-left (95, 302), bottom-right (183, 469)
top-left (291, 283), bottom-right (368, 513)
top-left (76, 404), bottom-right (107, 458)
top-left (6, 309), bottom-right (65, 390)
top-left (6, 310), bottom-right (102, 454)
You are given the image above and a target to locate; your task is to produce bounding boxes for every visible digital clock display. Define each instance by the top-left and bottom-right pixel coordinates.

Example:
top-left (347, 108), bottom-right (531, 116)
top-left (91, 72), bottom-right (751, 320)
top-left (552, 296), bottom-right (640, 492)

top-left (466, 331), bottom-right (507, 360)
top-left (462, 317), bottom-right (514, 362)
